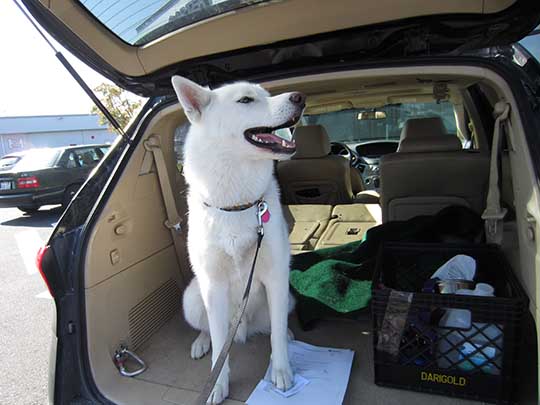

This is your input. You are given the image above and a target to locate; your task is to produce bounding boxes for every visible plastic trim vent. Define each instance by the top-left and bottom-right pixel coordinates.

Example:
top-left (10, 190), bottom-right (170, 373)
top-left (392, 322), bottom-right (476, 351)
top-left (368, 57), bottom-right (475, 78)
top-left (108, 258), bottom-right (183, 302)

top-left (128, 278), bottom-right (181, 350)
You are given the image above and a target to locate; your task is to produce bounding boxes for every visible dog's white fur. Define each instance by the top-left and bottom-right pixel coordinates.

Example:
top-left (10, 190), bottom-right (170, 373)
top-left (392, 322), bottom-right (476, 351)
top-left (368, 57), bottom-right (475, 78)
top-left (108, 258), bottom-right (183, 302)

top-left (172, 76), bottom-right (303, 404)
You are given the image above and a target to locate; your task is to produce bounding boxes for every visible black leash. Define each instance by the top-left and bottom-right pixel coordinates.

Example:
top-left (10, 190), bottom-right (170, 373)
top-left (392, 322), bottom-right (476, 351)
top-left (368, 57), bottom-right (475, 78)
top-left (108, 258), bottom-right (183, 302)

top-left (194, 201), bottom-right (268, 405)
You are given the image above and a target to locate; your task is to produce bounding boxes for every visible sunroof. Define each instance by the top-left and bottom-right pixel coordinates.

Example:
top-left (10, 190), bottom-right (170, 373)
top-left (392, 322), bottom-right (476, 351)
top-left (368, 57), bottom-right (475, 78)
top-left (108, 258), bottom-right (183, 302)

top-left (78, 0), bottom-right (268, 46)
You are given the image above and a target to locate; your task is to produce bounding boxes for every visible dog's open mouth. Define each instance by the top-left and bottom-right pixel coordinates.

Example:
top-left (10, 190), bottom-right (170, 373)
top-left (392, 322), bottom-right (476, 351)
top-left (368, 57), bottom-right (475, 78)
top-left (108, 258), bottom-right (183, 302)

top-left (244, 116), bottom-right (300, 154)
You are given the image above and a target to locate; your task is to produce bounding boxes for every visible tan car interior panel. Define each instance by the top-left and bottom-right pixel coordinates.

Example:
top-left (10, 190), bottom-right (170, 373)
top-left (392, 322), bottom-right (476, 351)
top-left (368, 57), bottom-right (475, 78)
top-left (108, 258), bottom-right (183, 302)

top-left (316, 204), bottom-right (381, 249)
top-left (284, 203), bottom-right (381, 254)
top-left (283, 204), bottom-right (333, 254)
top-left (380, 152), bottom-right (490, 222)
top-left (40, 1), bottom-right (515, 76)
top-left (85, 108), bottom-right (189, 288)
top-left (81, 65), bottom-right (540, 404)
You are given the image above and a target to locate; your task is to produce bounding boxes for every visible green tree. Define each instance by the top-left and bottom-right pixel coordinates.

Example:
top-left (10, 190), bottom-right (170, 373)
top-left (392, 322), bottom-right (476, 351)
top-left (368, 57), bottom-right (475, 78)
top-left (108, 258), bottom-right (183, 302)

top-left (91, 83), bottom-right (142, 130)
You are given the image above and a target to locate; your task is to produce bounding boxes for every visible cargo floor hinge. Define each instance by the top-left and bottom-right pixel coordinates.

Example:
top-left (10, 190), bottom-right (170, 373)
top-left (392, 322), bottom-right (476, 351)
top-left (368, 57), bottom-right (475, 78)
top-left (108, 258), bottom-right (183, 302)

top-left (113, 345), bottom-right (147, 377)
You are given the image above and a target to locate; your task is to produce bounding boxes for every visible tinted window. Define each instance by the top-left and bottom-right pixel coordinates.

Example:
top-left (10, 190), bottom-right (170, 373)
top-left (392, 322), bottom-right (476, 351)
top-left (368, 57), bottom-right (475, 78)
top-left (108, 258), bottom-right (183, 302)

top-left (73, 148), bottom-right (102, 167)
top-left (302, 101), bottom-right (457, 143)
top-left (99, 146), bottom-right (110, 155)
top-left (78, 0), bottom-right (269, 45)
top-left (519, 26), bottom-right (540, 62)
top-left (65, 152), bottom-right (79, 169)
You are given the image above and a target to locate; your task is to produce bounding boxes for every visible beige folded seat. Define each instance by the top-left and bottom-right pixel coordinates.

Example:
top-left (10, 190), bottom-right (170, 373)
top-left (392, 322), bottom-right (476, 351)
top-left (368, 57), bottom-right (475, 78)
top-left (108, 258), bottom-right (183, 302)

top-left (283, 204), bottom-right (333, 254)
top-left (315, 203), bottom-right (381, 249)
top-left (379, 117), bottom-right (489, 222)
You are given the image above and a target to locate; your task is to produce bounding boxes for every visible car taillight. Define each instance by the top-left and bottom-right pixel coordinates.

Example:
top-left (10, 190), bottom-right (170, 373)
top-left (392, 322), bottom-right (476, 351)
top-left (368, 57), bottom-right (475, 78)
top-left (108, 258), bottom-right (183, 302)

top-left (17, 176), bottom-right (40, 189)
top-left (36, 245), bottom-right (54, 298)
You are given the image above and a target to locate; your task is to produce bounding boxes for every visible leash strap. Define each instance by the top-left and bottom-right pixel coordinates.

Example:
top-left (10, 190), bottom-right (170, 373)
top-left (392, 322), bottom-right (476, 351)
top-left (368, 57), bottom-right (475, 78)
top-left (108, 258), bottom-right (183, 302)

top-left (194, 203), bottom-right (267, 405)
top-left (143, 135), bottom-right (188, 285)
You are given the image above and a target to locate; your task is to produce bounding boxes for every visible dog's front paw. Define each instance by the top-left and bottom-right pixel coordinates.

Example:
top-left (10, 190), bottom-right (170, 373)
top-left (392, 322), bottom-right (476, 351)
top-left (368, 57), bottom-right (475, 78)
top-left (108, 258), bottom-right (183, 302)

top-left (271, 363), bottom-right (293, 391)
top-left (207, 382), bottom-right (229, 405)
top-left (191, 332), bottom-right (211, 359)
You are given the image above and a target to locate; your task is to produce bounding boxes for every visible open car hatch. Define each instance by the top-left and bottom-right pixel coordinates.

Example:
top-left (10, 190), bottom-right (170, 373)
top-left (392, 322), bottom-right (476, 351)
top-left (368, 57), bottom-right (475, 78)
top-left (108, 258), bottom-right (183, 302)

top-left (25, 0), bottom-right (540, 95)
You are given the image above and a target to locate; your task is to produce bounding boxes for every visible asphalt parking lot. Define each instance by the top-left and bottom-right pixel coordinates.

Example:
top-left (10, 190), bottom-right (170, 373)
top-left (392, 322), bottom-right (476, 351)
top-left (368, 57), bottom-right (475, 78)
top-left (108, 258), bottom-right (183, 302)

top-left (0, 206), bottom-right (61, 405)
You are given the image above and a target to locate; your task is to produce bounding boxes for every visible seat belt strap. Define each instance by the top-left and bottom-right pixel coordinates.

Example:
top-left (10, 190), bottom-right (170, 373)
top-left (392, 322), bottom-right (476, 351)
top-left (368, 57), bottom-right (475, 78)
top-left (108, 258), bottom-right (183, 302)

top-left (144, 135), bottom-right (187, 285)
top-left (482, 101), bottom-right (510, 245)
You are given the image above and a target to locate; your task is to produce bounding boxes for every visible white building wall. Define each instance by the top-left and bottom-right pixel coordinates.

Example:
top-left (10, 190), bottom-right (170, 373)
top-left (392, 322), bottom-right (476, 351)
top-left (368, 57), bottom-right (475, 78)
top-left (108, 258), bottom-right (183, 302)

top-left (82, 129), bottom-right (117, 145)
top-left (0, 114), bottom-right (118, 157)
top-left (0, 129), bottom-right (117, 156)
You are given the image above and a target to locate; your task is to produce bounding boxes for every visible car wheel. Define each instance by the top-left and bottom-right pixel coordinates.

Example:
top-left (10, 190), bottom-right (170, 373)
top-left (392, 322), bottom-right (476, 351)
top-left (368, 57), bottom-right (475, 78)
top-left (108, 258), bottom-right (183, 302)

top-left (62, 184), bottom-right (80, 209)
top-left (17, 206), bottom-right (40, 214)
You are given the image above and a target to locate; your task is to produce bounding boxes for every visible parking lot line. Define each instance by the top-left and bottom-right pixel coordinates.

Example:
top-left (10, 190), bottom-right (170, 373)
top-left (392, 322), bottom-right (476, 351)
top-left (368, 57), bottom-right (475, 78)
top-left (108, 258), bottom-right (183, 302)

top-left (35, 290), bottom-right (52, 300)
top-left (14, 230), bottom-right (43, 275)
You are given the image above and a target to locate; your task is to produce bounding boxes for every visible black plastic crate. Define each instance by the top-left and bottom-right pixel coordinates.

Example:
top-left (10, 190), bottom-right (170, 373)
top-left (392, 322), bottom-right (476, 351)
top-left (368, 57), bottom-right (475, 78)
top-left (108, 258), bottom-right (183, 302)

top-left (372, 243), bottom-right (529, 404)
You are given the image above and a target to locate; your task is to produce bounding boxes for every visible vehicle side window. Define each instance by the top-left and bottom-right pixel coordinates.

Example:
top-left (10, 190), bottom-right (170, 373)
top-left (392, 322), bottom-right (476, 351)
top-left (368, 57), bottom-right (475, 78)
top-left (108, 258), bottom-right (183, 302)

top-left (65, 152), bottom-right (79, 169)
top-left (519, 27), bottom-right (540, 62)
top-left (74, 148), bottom-right (101, 167)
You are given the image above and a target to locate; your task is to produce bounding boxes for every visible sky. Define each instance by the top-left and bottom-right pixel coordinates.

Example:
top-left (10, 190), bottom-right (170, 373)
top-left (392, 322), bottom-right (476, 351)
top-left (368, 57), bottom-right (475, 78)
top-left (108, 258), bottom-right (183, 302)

top-left (0, 1), bottom-right (120, 117)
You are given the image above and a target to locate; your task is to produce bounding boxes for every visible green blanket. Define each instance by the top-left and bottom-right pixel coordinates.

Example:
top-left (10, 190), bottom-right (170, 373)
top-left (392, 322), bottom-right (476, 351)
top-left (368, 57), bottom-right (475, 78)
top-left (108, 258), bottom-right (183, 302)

top-left (289, 206), bottom-right (484, 330)
top-left (291, 258), bottom-right (372, 313)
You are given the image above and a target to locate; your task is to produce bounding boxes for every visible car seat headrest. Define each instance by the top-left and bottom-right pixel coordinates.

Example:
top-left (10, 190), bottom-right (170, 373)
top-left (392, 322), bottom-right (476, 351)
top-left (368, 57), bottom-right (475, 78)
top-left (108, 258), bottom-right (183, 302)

top-left (293, 125), bottom-right (331, 159)
top-left (398, 117), bottom-right (462, 153)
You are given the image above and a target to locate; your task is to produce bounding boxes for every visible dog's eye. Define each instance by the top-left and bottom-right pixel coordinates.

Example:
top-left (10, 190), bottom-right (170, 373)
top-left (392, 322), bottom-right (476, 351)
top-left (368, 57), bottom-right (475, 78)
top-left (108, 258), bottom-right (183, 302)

top-left (237, 96), bottom-right (254, 104)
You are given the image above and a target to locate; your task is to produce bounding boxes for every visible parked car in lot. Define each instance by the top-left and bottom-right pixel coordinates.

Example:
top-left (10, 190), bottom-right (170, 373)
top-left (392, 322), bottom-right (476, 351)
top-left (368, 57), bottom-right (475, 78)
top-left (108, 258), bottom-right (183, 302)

top-left (0, 150), bottom-right (26, 172)
top-left (0, 144), bottom-right (109, 213)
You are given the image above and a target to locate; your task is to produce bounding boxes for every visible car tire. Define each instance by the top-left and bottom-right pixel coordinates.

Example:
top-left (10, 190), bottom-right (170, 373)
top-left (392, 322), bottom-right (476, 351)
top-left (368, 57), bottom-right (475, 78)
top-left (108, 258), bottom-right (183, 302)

top-left (62, 184), bottom-right (80, 209)
top-left (17, 206), bottom-right (40, 214)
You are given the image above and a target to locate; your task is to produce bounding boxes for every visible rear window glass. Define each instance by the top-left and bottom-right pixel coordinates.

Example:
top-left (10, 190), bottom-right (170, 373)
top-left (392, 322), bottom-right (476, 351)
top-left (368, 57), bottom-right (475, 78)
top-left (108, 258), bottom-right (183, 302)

top-left (78, 0), bottom-right (269, 45)
top-left (0, 156), bottom-right (21, 169)
top-left (13, 149), bottom-right (60, 171)
top-left (303, 101), bottom-right (457, 143)
top-left (99, 146), bottom-right (110, 155)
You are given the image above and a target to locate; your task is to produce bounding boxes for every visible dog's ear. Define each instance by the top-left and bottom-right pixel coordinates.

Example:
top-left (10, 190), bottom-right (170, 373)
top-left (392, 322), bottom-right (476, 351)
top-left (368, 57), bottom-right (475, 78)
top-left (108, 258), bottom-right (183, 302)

top-left (171, 76), bottom-right (211, 123)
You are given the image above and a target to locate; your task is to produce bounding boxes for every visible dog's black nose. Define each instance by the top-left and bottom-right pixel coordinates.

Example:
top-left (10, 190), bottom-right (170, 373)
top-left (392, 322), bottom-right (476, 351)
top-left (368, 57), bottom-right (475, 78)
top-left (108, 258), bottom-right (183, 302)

top-left (289, 92), bottom-right (306, 107)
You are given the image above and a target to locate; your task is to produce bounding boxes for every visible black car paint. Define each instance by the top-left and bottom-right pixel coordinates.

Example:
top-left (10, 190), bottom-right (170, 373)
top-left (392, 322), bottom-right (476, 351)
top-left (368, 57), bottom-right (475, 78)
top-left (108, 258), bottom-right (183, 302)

top-left (38, 54), bottom-right (540, 404)
top-left (0, 146), bottom-right (108, 211)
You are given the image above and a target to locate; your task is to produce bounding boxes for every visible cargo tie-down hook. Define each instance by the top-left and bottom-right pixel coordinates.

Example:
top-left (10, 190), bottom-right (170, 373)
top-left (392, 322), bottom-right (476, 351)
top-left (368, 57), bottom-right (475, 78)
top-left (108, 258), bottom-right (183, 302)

top-left (113, 346), bottom-right (147, 377)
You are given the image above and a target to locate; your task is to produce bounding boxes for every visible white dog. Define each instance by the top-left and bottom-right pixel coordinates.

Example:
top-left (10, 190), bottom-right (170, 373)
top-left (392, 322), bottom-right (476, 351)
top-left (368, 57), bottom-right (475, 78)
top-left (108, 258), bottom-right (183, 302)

top-left (171, 76), bottom-right (306, 404)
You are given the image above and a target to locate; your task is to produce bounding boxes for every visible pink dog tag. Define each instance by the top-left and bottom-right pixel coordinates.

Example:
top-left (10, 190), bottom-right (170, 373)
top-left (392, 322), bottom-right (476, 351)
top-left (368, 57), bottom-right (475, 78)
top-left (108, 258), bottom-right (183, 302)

top-left (261, 209), bottom-right (271, 223)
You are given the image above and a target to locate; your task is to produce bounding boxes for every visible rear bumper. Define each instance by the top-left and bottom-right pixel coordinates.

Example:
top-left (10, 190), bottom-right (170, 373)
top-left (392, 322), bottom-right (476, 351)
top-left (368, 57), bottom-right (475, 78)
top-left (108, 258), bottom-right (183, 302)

top-left (0, 192), bottom-right (36, 208)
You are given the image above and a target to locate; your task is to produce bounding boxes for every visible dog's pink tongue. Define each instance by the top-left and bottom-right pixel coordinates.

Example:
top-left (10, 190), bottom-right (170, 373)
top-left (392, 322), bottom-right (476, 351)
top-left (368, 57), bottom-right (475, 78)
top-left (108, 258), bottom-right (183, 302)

top-left (257, 133), bottom-right (274, 138)
top-left (257, 133), bottom-right (295, 147)
top-left (261, 209), bottom-right (270, 223)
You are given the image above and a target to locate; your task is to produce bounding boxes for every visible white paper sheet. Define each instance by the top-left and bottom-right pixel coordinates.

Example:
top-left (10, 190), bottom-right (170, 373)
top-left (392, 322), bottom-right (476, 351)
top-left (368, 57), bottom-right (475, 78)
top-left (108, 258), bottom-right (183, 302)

top-left (246, 340), bottom-right (354, 405)
top-left (261, 374), bottom-right (310, 398)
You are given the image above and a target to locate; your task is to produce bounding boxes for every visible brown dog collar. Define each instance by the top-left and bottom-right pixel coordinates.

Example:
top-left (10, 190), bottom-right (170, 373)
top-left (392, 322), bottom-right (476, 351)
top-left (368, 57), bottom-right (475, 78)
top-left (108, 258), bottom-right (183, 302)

top-left (203, 197), bottom-right (264, 212)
